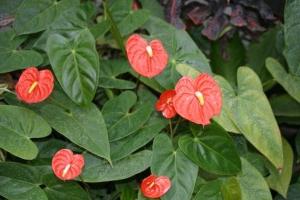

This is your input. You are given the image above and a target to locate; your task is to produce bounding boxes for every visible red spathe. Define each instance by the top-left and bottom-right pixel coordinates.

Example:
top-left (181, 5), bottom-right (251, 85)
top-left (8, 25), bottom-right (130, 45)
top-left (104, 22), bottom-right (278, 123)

top-left (173, 74), bottom-right (222, 125)
top-left (52, 149), bottom-right (85, 181)
top-left (15, 67), bottom-right (54, 104)
top-left (141, 175), bottom-right (171, 198)
top-left (126, 34), bottom-right (168, 78)
top-left (155, 90), bottom-right (177, 119)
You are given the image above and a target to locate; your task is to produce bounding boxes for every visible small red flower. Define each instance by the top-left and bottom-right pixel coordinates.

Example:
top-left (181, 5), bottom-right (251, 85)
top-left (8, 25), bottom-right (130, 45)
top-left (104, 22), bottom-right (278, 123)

top-left (141, 175), bottom-right (171, 198)
top-left (15, 67), bottom-right (54, 104)
top-left (52, 149), bottom-right (85, 181)
top-left (132, 0), bottom-right (140, 10)
top-left (173, 74), bottom-right (222, 125)
top-left (155, 90), bottom-right (177, 119)
top-left (126, 34), bottom-right (168, 78)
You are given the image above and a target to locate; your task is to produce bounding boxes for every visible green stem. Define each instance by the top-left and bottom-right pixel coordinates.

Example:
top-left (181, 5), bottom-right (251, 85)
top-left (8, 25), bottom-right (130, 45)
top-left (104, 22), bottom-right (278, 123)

top-left (169, 119), bottom-right (174, 138)
top-left (172, 118), bottom-right (182, 137)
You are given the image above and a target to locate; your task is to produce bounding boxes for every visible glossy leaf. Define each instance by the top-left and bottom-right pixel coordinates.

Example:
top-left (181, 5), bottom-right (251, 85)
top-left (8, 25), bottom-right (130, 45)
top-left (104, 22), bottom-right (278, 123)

top-left (275, 183), bottom-right (300, 200)
top-left (139, 0), bottom-right (164, 19)
top-left (284, 0), bottom-right (300, 76)
top-left (151, 134), bottom-right (198, 200)
top-left (81, 150), bottom-right (152, 182)
top-left (118, 10), bottom-right (150, 36)
top-left (266, 139), bottom-right (294, 198)
top-left (0, 105), bottom-right (51, 160)
top-left (110, 117), bottom-right (167, 160)
top-left (0, 29), bottom-right (43, 73)
top-left (237, 158), bottom-right (272, 200)
top-left (266, 57), bottom-right (300, 103)
top-left (0, 162), bottom-right (89, 200)
top-left (99, 59), bottom-right (136, 90)
top-left (102, 91), bottom-right (153, 141)
top-left (176, 63), bottom-right (201, 79)
top-left (14, 0), bottom-right (79, 35)
top-left (0, 162), bottom-right (48, 200)
top-left (5, 90), bottom-right (111, 162)
top-left (194, 178), bottom-right (241, 200)
top-left (179, 122), bottom-right (241, 175)
top-left (214, 67), bottom-right (283, 168)
top-left (46, 29), bottom-right (99, 105)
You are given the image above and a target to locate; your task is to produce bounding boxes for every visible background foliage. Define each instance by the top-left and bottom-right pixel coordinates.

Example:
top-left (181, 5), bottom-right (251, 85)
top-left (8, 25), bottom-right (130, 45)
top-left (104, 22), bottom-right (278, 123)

top-left (0, 0), bottom-right (299, 199)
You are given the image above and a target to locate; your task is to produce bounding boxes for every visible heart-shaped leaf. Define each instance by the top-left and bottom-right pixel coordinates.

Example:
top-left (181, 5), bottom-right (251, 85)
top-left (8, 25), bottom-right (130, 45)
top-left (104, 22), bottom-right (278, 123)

top-left (0, 29), bottom-right (43, 73)
top-left (179, 122), bottom-right (241, 175)
top-left (99, 59), bottom-right (136, 90)
top-left (214, 67), bottom-right (283, 169)
top-left (266, 58), bottom-right (300, 103)
top-left (110, 117), bottom-right (167, 160)
top-left (0, 105), bottom-right (51, 160)
top-left (14, 0), bottom-right (79, 35)
top-left (81, 150), bottom-right (152, 182)
top-left (46, 29), bottom-right (99, 105)
top-left (102, 91), bottom-right (153, 141)
top-left (237, 158), bottom-right (272, 200)
top-left (151, 134), bottom-right (198, 200)
top-left (0, 162), bottom-right (89, 200)
top-left (5, 90), bottom-right (111, 162)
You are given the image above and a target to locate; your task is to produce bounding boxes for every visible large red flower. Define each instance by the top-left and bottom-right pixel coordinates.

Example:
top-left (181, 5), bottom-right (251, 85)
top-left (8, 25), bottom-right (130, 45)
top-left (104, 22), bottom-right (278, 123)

top-left (141, 175), bottom-right (171, 198)
top-left (126, 34), bottom-right (168, 78)
top-left (155, 90), bottom-right (177, 119)
top-left (173, 74), bottom-right (222, 125)
top-left (52, 149), bottom-right (85, 181)
top-left (15, 67), bottom-right (54, 104)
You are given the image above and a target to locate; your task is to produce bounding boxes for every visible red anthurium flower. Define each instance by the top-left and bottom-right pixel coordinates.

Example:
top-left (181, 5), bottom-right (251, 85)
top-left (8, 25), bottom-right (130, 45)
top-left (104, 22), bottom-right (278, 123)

top-left (15, 67), bottom-right (54, 104)
top-left (126, 34), bottom-right (168, 78)
top-left (155, 90), bottom-right (177, 119)
top-left (52, 149), bottom-right (85, 181)
top-left (173, 74), bottom-right (222, 125)
top-left (141, 175), bottom-right (171, 198)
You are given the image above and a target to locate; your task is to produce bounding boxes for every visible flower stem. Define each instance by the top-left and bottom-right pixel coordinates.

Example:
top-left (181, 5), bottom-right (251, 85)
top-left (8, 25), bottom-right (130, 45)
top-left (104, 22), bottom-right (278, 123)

top-left (169, 119), bottom-right (174, 138)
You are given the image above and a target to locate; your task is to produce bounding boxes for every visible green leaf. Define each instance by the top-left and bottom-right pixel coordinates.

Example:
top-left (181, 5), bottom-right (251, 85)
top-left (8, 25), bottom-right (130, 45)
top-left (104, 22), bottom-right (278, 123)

top-left (14, 0), bottom-right (79, 35)
top-left (194, 179), bottom-right (223, 200)
top-left (266, 139), bottom-right (294, 198)
top-left (284, 0), bottom-right (300, 76)
top-left (266, 57), bottom-right (300, 103)
top-left (237, 158), bottom-right (272, 200)
top-left (110, 118), bottom-right (167, 160)
top-left (0, 162), bottom-right (48, 200)
top-left (194, 178), bottom-right (241, 200)
top-left (46, 29), bottom-right (99, 105)
top-left (176, 63), bottom-right (201, 79)
top-left (0, 162), bottom-right (89, 200)
top-left (102, 91), bottom-right (153, 141)
top-left (0, 105), bottom-right (51, 160)
top-left (43, 174), bottom-right (90, 200)
top-left (139, 0), bottom-right (164, 19)
top-left (270, 94), bottom-right (300, 117)
top-left (214, 67), bottom-right (283, 168)
top-left (103, 1), bottom-right (125, 53)
top-left (0, 29), bottom-right (43, 73)
top-left (211, 34), bottom-right (245, 86)
top-left (275, 183), bottom-right (300, 200)
top-left (5, 90), bottom-right (111, 162)
top-left (118, 10), bottom-right (150, 36)
top-left (179, 122), bottom-right (241, 175)
top-left (81, 150), bottom-right (152, 182)
top-left (0, 0), bottom-right (23, 15)
top-left (99, 59), bottom-right (136, 90)
top-left (221, 178), bottom-right (242, 200)
top-left (247, 26), bottom-right (282, 82)
top-left (143, 16), bottom-right (211, 89)
top-left (151, 134), bottom-right (198, 200)
top-left (89, 20), bottom-right (110, 39)
top-left (34, 7), bottom-right (88, 52)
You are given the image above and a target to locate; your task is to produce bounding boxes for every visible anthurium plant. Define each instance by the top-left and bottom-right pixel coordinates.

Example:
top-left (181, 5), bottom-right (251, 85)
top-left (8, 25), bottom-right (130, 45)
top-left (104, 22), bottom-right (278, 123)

top-left (0, 0), bottom-right (299, 199)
